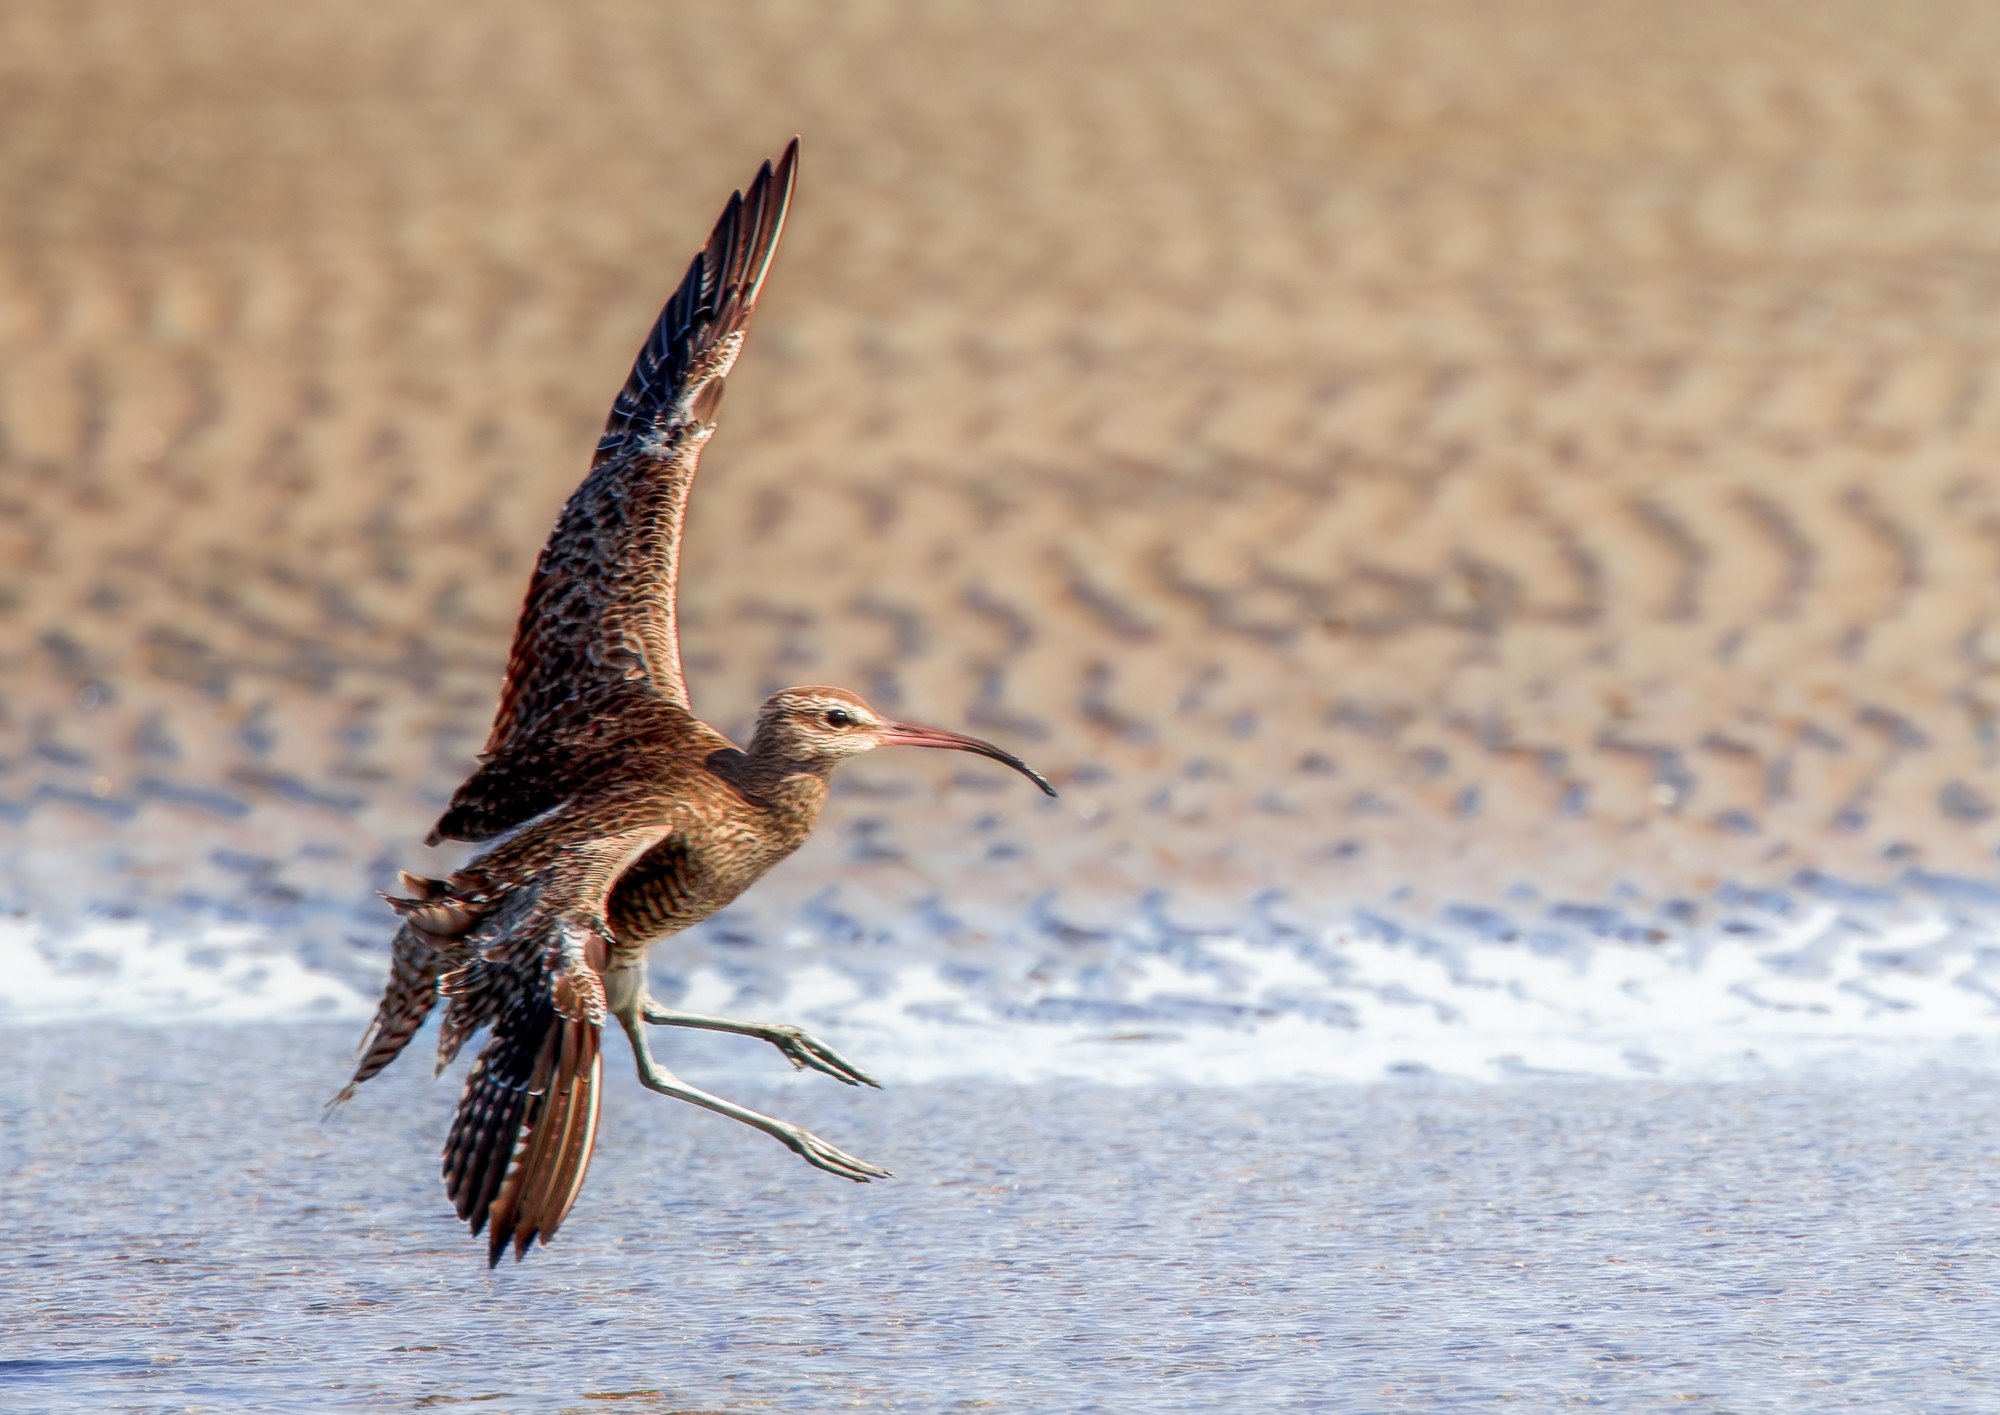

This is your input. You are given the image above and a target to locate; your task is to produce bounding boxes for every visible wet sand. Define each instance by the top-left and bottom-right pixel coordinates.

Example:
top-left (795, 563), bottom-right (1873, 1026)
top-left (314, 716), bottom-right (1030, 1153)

top-left (6, 1023), bottom-right (2000, 1413)
top-left (8, 1), bottom-right (2000, 961)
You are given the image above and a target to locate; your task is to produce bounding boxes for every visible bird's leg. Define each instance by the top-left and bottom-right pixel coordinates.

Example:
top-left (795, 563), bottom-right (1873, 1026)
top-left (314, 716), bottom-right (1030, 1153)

top-left (638, 1000), bottom-right (881, 1088)
top-left (611, 999), bottom-right (891, 1183)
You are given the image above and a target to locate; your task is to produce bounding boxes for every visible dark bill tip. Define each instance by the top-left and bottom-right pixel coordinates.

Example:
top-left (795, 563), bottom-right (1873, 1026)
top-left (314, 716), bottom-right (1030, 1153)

top-left (878, 722), bottom-right (1059, 797)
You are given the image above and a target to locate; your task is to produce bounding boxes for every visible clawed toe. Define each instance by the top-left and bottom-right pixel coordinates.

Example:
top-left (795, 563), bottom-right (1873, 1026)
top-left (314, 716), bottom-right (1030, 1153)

top-left (788, 1128), bottom-right (893, 1183)
top-left (770, 1025), bottom-right (881, 1089)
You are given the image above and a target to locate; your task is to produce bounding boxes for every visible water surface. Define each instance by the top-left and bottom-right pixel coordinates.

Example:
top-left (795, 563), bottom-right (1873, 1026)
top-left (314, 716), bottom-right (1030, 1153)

top-left (6, 1023), bottom-right (1999, 1413)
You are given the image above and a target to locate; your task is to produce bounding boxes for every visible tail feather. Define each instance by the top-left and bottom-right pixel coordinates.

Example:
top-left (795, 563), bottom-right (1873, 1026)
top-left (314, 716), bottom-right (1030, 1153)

top-left (545, 1035), bottom-right (603, 1237)
top-left (443, 993), bottom-right (549, 1227)
top-left (486, 1020), bottom-right (603, 1264)
top-left (442, 992), bottom-right (604, 1266)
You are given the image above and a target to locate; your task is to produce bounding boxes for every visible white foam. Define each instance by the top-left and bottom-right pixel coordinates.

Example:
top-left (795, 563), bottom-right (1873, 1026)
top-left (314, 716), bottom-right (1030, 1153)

top-left (0, 919), bottom-right (371, 1025)
top-left (669, 904), bottom-right (2000, 1085)
top-left (8, 902), bottom-right (2000, 1085)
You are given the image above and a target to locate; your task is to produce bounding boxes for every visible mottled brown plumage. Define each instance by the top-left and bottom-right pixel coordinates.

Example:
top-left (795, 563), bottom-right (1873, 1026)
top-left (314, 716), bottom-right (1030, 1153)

top-left (332, 140), bottom-right (1055, 1265)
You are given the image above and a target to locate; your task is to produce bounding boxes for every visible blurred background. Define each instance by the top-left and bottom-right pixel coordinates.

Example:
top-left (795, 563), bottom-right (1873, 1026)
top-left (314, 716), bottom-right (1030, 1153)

top-left (8, 0), bottom-right (2000, 1075)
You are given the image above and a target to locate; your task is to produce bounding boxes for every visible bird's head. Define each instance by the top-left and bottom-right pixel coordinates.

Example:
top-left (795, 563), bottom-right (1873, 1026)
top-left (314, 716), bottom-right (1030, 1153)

top-left (749, 686), bottom-right (1057, 796)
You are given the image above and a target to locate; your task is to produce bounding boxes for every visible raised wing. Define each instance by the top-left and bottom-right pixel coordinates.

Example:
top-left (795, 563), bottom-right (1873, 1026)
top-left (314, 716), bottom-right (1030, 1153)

top-left (481, 139), bottom-right (798, 757)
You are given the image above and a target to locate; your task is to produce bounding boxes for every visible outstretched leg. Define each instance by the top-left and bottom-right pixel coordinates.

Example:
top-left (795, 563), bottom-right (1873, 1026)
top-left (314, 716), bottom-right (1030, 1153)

top-left (611, 1002), bottom-right (891, 1183)
top-left (639, 1001), bottom-right (880, 1088)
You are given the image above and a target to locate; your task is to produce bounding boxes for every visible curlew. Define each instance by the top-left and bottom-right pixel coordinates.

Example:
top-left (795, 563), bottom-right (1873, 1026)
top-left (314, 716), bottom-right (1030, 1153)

top-left (331, 139), bottom-right (1054, 1264)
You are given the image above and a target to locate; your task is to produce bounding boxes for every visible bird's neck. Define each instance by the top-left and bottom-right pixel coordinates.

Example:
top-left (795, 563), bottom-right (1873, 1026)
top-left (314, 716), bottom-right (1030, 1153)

top-left (736, 737), bottom-right (833, 827)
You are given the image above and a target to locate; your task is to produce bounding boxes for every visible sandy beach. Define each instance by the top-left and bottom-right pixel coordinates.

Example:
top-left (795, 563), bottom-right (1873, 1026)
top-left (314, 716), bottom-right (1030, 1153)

top-left (9, 0), bottom-right (2000, 957)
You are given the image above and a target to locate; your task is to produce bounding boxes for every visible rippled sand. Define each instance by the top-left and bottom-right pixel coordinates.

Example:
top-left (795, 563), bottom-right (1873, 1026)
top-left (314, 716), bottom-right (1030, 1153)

top-left (9, 0), bottom-right (2000, 970)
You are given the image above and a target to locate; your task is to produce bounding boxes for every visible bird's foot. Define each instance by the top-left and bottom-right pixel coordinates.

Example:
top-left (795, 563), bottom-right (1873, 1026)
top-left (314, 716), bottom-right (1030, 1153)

top-left (777, 1123), bottom-right (894, 1183)
top-left (763, 1024), bottom-right (881, 1089)
top-left (619, 1007), bottom-right (892, 1183)
top-left (638, 1003), bottom-right (882, 1088)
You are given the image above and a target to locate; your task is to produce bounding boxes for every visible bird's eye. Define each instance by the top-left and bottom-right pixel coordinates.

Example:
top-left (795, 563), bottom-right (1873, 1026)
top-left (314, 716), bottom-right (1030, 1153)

top-left (823, 708), bottom-right (853, 728)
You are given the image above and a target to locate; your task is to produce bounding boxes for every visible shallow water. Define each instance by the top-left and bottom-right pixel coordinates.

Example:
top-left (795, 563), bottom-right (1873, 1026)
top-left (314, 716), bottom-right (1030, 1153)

top-left (6, 1023), bottom-right (2000, 1413)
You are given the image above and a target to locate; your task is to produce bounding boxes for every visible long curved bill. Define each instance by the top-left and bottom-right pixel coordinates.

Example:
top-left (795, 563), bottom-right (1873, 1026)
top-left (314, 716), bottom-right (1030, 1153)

top-left (876, 721), bottom-right (1058, 797)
